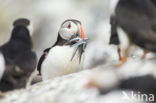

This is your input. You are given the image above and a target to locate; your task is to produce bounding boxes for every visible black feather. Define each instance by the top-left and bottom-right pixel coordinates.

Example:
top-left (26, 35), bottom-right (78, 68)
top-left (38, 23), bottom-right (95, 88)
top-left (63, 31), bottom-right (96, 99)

top-left (13, 18), bottom-right (30, 27)
top-left (109, 16), bottom-right (120, 45)
top-left (0, 18), bottom-right (37, 92)
top-left (37, 20), bottom-right (84, 75)
top-left (119, 75), bottom-right (156, 96)
top-left (37, 48), bottom-right (51, 75)
top-left (115, 0), bottom-right (156, 52)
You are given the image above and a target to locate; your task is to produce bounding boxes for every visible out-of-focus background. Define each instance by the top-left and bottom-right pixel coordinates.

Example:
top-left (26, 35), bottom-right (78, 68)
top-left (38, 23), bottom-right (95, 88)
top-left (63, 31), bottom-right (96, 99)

top-left (1, 1), bottom-right (156, 103)
top-left (0, 0), bottom-right (119, 69)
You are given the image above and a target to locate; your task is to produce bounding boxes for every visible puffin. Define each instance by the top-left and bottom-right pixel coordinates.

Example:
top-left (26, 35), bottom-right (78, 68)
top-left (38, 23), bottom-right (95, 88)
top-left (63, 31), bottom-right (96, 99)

top-left (110, 0), bottom-right (156, 67)
top-left (86, 73), bottom-right (156, 97)
top-left (37, 19), bottom-right (87, 80)
top-left (0, 53), bottom-right (5, 80)
top-left (0, 18), bottom-right (37, 92)
top-left (109, 15), bottom-right (122, 61)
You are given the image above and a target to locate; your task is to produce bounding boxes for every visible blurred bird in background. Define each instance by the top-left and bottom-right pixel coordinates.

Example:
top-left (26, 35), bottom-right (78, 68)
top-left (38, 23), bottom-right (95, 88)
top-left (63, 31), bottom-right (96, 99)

top-left (85, 68), bottom-right (156, 102)
top-left (109, 15), bottom-right (121, 62)
top-left (84, 1), bottom-right (156, 103)
top-left (1, 0), bottom-right (156, 103)
top-left (37, 19), bottom-right (87, 80)
top-left (0, 18), bottom-right (37, 92)
top-left (109, 0), bottom-right (156, 67)
top-left (0, 53), bottom-right (5, 80)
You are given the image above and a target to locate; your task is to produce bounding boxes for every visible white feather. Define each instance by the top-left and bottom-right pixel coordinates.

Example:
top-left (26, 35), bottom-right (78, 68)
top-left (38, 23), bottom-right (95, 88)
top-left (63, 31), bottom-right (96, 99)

top-left (41, 45), bottom-right (81, 80)
top-left (59, 21), bottom-right (78, 40)
top-left (109, 0), bottom-right (119, 16)
top-left (117, 27), bottom-right (130, 50)
top-left (0, 52), bottom-right (5, 80)
top-left (28, 21), bottom-right (34, 36)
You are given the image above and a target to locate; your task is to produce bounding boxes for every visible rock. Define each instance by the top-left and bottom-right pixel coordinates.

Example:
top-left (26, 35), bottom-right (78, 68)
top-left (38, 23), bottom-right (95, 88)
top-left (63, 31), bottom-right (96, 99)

top-left (0, 54), bottom-right (156, 103)
top-left (0, 70), bottom-right (98, 103)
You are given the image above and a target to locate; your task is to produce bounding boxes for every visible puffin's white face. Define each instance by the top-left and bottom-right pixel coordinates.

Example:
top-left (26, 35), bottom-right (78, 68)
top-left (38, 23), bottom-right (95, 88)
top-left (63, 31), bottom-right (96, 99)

top-left (59, 21), bottom-right (78, 40)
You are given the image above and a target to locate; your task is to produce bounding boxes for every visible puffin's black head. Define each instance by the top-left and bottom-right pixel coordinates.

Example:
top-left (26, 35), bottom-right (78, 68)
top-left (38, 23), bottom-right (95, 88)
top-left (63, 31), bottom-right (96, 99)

top-left (61, 19), bottom-right (81, 26)
top-left (13, 18), bottom-right (30, 27)
top-left (10, 18), bottom-right (32, 47)
top-left (58, 19), bottom-right (85, 43)
top-left (58, 19), bottom-right (87, 61)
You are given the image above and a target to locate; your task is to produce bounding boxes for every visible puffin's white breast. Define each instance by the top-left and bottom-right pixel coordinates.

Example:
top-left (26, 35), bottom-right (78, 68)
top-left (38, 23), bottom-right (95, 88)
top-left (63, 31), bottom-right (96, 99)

top-left (41, 45), bottom-right (80, 80)
top-left (117, 27), bottom-right (130, 50)
top-left (0, 52), bottom-right (5, 80)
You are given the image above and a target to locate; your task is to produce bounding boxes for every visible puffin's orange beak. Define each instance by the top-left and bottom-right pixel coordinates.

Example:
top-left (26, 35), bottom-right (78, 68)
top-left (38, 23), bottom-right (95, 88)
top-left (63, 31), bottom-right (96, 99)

top-left (79, 25), bottom-right (85, 40)
top-left (65, 24), bottom-right (87, 45)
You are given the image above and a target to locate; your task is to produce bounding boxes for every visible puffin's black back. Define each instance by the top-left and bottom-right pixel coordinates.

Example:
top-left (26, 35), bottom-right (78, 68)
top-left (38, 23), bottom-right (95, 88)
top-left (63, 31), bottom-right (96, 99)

top-left (37, 34), bottom-right (74, 75)
top-left (109, 16), bottom-right (120, 45)
top-left (13, 18), bottom-right (30, 27)
top-left (37, 19), bottom-right (83, 75)
top-left (0, 25), bottom-right (34, 70)
top-left (116, 0), bottom-right (156, 52)
top-left (119, 75), bottom-right (156, 96)
top-left (151, 0), bottom-right (156, 6)
top-left (0, 18), bottom-right (37, 92)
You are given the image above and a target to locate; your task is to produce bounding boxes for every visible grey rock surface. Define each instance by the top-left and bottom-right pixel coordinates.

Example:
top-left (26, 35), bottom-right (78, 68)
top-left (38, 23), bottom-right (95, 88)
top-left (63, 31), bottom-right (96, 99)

top-left (0, 70), bottom-right (99, 103)
top-left (0, 54), bottom-right (155, 103)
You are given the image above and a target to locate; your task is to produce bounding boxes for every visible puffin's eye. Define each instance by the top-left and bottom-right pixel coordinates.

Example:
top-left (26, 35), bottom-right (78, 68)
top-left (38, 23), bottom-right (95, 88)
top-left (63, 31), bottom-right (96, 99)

top-left (67, 23), bottom-right (71, 29)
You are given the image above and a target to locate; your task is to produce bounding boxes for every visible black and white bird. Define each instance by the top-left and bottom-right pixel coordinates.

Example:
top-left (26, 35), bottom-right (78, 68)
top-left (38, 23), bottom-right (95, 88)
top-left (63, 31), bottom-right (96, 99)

top-left (84, 69), bottom-right (156, 100)
top-left (37, 19), bottom-right (87, 80)
top-left (0, 53), bottom-right (5, 80)
top-left (0, 18), bottom-right (37, 92)
top-left (110, 0), bottom-right (156, 67)
top-left (109, 15), bottom-right (122, 62)
top-left (86, 72), bottom-right (156, 102)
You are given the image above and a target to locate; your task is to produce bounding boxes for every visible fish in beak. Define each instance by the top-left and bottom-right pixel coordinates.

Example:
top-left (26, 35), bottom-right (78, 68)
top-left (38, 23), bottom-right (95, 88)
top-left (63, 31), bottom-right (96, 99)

top-left (65, 24), bottom-right (88, 61)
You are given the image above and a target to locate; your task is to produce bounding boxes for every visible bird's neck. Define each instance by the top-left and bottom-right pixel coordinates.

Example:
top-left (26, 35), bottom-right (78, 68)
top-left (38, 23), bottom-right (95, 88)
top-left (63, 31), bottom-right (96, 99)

top-left (10, 27), bottom-right (33, 49)
top-left (10, 38), bottom-right (32, 49)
